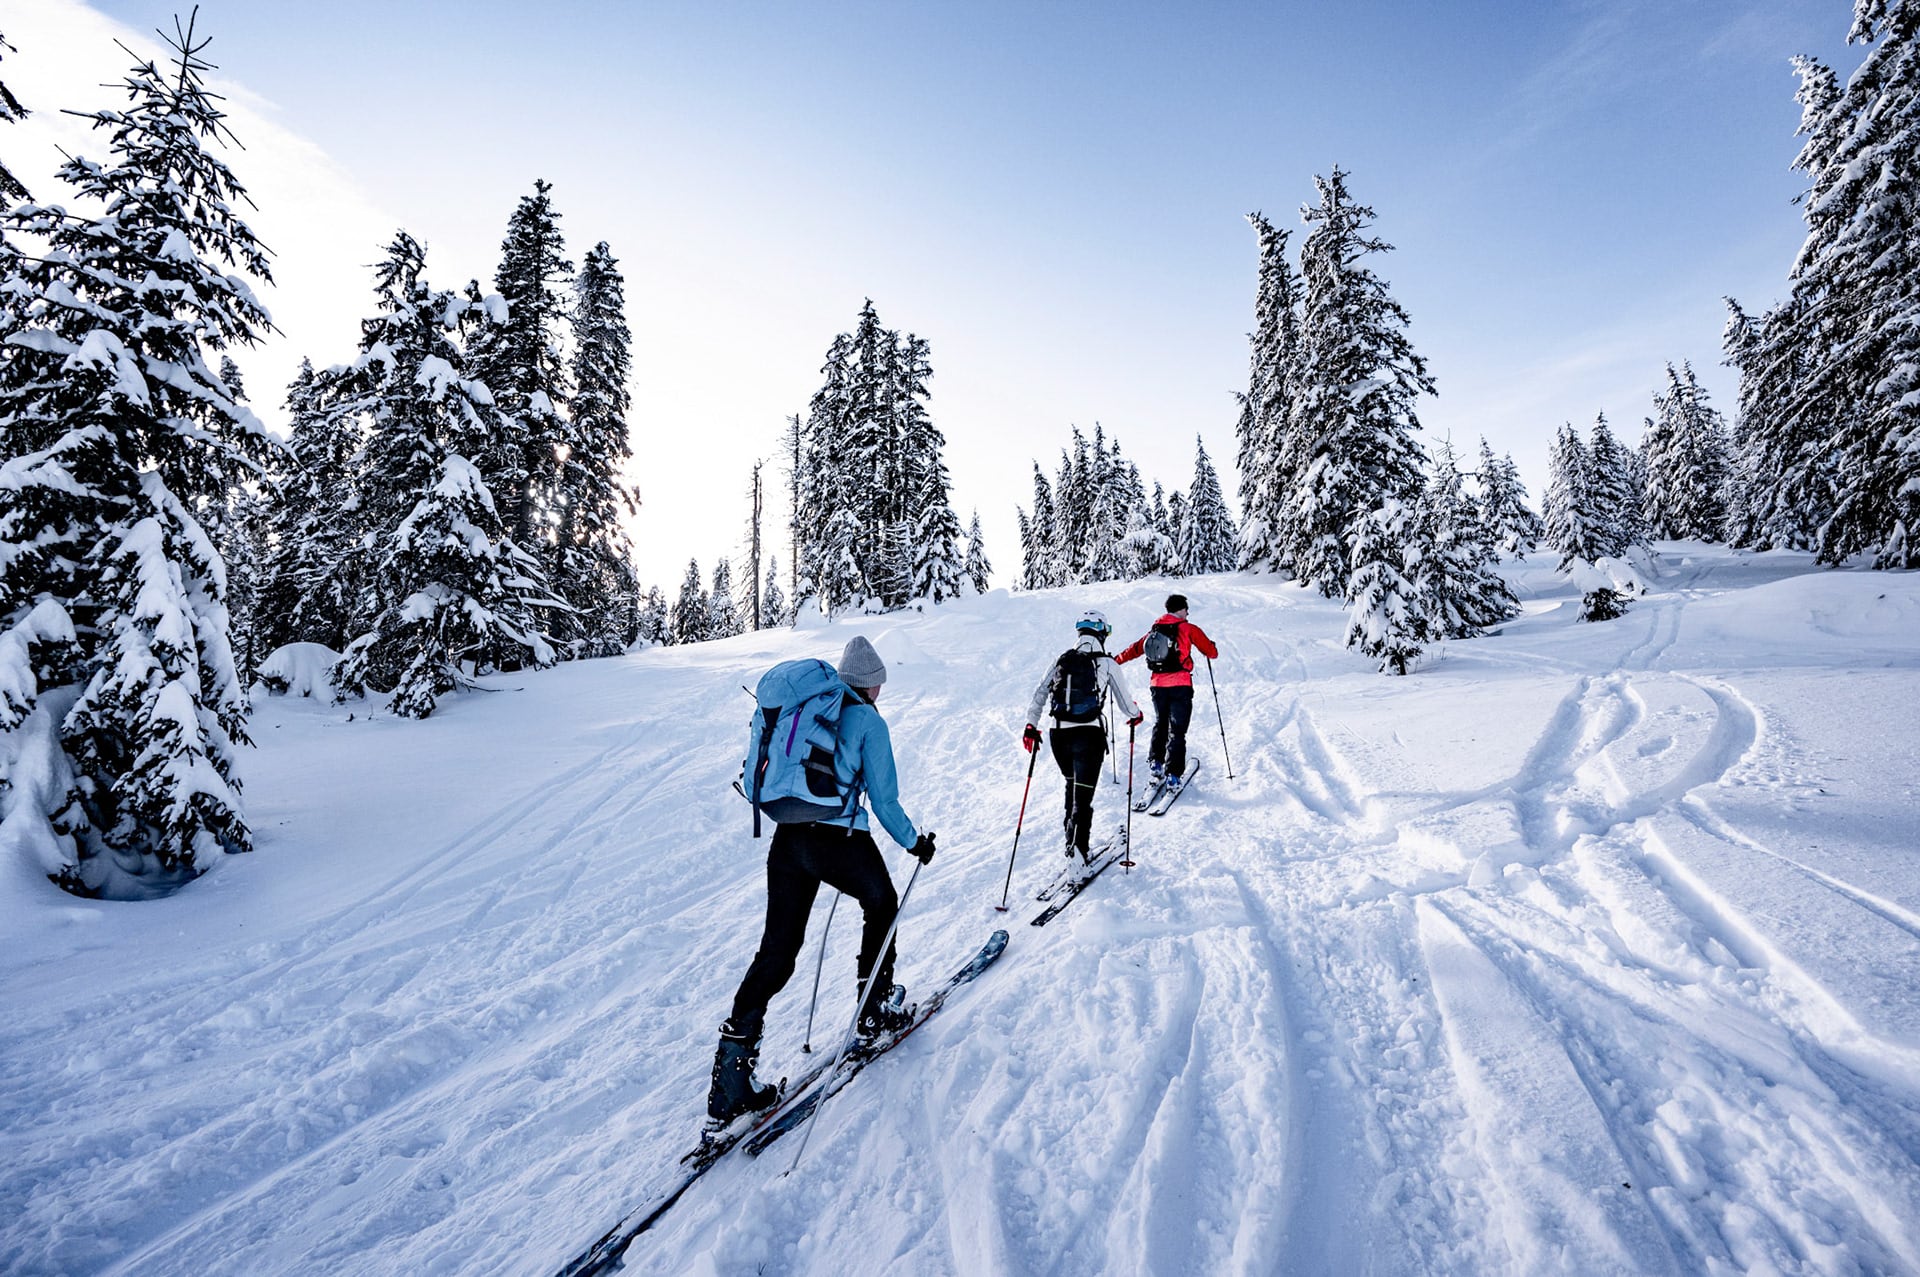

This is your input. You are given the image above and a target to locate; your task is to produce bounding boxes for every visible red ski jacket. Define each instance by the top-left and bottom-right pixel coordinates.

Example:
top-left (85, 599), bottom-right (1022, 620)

top-left (1115, 615), bottom-right (1218, 688)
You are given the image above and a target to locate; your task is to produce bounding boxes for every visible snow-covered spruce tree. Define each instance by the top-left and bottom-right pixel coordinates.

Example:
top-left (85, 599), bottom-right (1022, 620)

top-left (1725, 8), bottom-right (1920, 566)
top-left (635, 584), bottom-right (668, 646)
top-left (707, 558), bottom-right (742, 639)
top-left (1020, 465), bottom-right (1060, 590)
top-left (1643, 363), bottom-right (1731, 541)
top-left (1179, 436), bottom-right (1237, 574)
top-left (0, 29), bottom-right (29, 204)
top-left (328, 232), bottom-right (555, 718)
top-left (1587, 413), bottom-right (1641, 556)
top-left (1236, 211), bottom-right (1303, 573)
top-left (0, 20), bottom-right (273, 896)
top-left (670, 558), bottom-right (707, 645)
top-left (1417, 441), bottom-right (1519, 639)
top-left (1291, 169), bottom-right (1435, 596)
top-left (760, 554), bottom-right (788, 628)
top-left (899, 335), bottom-right (966, 603)
top-left (469, 180), bottom-right (573, 573)
top-left (256, 359), bottom-right (363, 653)
top-left (1722, 298), bottom-right (1834, 549)
top-left (1475, 437), bottom-right (1543, 557)
top-left (1344, 498), bottom-right (1425, 674)
top-left (790, 305), bottom-right (965, 613)
top-left (559, 240), bottom-right (639, 656)
top-left (1055, 426), bottom-right (1096, 581)
top-left (1083, 430), bottom-right (1138, 583)
top-left (964, 511), bottom-right (992, 595)
top-left (1545, 423), bottom-right (1604, 567)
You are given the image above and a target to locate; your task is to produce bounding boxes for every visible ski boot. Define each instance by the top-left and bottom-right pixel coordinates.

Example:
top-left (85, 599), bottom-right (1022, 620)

top-left (1149, 761), bottom-right (1166, 787)
top-left (705, 1019), bottom-right (778, 1134)
top-left (856, 984), bottom-right (913, 1044)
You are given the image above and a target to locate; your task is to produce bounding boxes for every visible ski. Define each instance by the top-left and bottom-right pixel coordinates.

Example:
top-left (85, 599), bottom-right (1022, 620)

top-left (1030, 831), bottom-right (1130, 927)
top-left (1131, 777), bottom-right (1167, 813)
top-left (1035, 825), bottom-right (1125, 900)
top-left (555, 930), bottom-right (1009, 1277)
top-left (744, 928), bottom-right (1010, 1155)
top-left (1148, 759), bottom-right (1201, 816)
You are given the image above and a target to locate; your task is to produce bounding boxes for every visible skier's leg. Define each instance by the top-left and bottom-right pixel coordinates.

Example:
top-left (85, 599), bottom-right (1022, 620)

top-left (1068, 730), bottom-right (1103, 853)
top-left (1166, 687), bottom-right (1195, 777)
top-left (1150, 685), bottom-right (1173, 768)
top-left (1050, 728), bottom-right (1078, 853)
top-left (727, 824), bottom-right (823, 1033)
top-left (813, 829), bottom-right (900, 1019)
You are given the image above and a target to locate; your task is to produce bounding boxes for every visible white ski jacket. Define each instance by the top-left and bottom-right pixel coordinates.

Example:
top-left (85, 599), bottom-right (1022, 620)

top-left (1025, 635), bottom-right (1141, 731)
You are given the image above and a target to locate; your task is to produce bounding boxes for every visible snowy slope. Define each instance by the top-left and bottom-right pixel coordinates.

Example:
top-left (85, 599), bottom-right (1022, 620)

top-left (4, 544), bottom-right (1919, 1276)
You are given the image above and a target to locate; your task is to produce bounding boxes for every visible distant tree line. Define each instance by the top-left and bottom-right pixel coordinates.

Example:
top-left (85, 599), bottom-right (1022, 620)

top-left (1015, 427), bottom-right (1236, 588)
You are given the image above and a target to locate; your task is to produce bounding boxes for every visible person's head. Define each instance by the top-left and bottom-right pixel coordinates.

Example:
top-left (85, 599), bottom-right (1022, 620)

top-left (1075, 608), bottom-right (1111, 646)
top-left (1165, 593), bottom-right (1189, 618)
top-left (838, 635), bottom-right (886, 702)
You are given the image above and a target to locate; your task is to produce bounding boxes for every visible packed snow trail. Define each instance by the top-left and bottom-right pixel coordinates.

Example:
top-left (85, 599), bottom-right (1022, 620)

top-left (3, 545), bottom-right (1919, 1275)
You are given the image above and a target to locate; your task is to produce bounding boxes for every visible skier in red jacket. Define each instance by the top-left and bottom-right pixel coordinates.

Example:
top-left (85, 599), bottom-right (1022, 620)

top-left (1114, 593), bottom-right (1218, 794)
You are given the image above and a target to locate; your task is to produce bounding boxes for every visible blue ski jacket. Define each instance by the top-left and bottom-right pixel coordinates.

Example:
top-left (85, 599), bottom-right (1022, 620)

top-left (822, 699), bottom-right (919, 849)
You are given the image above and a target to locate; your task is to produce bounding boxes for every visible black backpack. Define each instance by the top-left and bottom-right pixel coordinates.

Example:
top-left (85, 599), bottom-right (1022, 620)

top-left (1049, 649), bottom-right (1104, 723)
top-left (1143, 621), bottom-right (1183, 674)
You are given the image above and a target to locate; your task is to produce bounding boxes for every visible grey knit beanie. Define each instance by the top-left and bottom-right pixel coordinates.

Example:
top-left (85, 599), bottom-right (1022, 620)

top-left (837, 635), bottom-right (887, 689)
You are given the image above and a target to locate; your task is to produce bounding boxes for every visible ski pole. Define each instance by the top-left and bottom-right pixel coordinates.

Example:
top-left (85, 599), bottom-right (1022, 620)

top-left (786, 857), bottom-right (924, 1176)
top-left (1206, 655), bottom-right (1234, 780)
top-left (800, 892), bottom-right (841, 1052)
top-left (996, 741), bottom-right (1041, 912)
top-left (1122, 720), bottom-right (1136, 871)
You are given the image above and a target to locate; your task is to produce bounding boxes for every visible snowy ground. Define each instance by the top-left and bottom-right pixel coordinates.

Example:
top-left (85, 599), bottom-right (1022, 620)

top-left (4, 543), bottom-right (1919, 1276)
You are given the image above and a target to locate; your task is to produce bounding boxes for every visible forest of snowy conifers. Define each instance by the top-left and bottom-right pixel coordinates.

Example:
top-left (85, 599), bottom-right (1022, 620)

top-left (3, 0), bottom-right (1919, 901)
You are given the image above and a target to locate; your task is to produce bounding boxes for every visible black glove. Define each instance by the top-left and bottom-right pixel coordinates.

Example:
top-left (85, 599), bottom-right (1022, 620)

top-left (909, 831), bottom-right (936, 865)
top-left (1022, 724), bottom-right (1043, 753)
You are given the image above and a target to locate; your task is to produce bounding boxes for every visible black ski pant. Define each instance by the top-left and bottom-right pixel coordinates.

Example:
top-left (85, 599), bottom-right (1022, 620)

top-left (1150, 685), bottom-right (1196, 777)
top-left (727, 822), bottom-right (899, 1036)
top-left (1048, 725), bottom-right (1106, 856)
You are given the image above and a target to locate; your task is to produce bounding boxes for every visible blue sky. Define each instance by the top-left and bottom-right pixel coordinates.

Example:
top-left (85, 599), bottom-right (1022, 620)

top-left (11, 1), bottom-right (1857, 591)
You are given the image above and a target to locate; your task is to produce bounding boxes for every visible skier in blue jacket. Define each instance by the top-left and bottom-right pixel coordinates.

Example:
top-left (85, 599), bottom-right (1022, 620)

top-left (708, 635), bottom-right (937, 1128)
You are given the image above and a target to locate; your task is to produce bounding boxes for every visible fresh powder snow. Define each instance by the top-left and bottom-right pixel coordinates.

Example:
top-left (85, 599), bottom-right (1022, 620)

top-left (3, 542), bottom-right (1918, 1275)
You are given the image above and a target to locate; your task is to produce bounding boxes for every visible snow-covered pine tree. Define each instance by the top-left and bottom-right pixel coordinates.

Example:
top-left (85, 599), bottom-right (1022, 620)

top-left (1290, 169), bottom-right (1435, 596)
top-left (1236, 211), bottom-right (1303, 572)
top-left (1417, 441), bottom-right (1520, 639)
top-left (1057, 427), bottom-right (1096, 581)
top-left (1167, 490), bottom-right (1188, 565)
top-left (1344, 498), bottom-right (1425, 674)
top-left (1586, 412), bottom-right (1640, 557)
top-left (964, 511), bottom-right (992, 595)
top-left (560, 240), bottom-right (640, 656)
top-left (1722, 299), bottom-right (1834, 550)
top-left (1179, 436), bottom-right (1237, 574)
top-left (760, 554), bottom-right (788, 628)
top-left (0, 18), bottom-right (273, 896)
top-left (1084, 429), bottom-right (1138, 583)
top-left (469, 180), bottom-right (573, 570)
top-left (1643, 363), bottom-right (1730, 541)
top-left (1020, 465), bottom-right (1060, 590)
top-left (898, 334), bottom-right (966, 603)
top-left (636, 584), bottom-right (669, 646)
top-left (1474, 437), bottom-right (1543, 557)
top-left (1728, 8), bottom-right (1920, 566)
top-left (708, 558), bottom-right (742, 638)
top-left (1545, 422), bottom-right (1610, 568)
top-left (328, 232), bottom-right (555, 718)
top-left (671, 558), bottom-right (708, 645)
top-left (0, 29), bottom-right (29, 204)
top-left (256, 359), bottom-right (362, 652)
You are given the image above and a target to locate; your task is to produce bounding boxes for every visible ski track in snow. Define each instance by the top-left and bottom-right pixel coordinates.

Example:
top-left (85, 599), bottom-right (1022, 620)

top-left (5, 548), bottom-right (1920, 1275)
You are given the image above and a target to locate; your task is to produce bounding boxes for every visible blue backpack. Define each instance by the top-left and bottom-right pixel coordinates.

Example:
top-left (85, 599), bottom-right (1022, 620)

top-left (742, 659), bottom-right (863, 836)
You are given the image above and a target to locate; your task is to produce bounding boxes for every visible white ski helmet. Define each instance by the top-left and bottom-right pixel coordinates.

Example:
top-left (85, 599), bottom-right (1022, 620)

top-left (1075, 608), bottom-right (1111, 637)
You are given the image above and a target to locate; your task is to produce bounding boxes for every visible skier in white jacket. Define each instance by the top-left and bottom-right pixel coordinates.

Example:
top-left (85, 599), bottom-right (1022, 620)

top-left (1021, 609), bottom-right (1142, 861)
